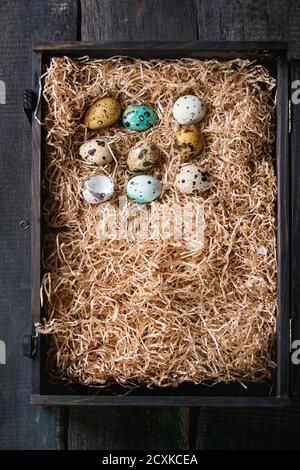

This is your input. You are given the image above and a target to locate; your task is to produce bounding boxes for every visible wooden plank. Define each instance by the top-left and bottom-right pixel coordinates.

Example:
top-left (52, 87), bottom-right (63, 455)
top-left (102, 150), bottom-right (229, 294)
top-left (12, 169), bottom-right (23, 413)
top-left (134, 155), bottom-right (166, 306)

top-left (241, 0), bottom-right (288, 41)
top-left (195, 402), bottom-right (300, 449)
top-left (68, 407), bottom-right (189, 450)
top-left (195, 0), bottom-right (300, 59)
top-left (196, 0), bottom-right (287, 41)
top-left (291, 59), bottom-right (300, 396)
top-left (0, 0), bottom-right (77, 450)
top-left (289, 0), bottom-right (300, 58)
top-left (276, 57), bottom-right (290, 398)
top-left (80, 0), bottom-right (198, 41)
top-left (32, 394), bottom-right (289, 407)
top-left (195, 0), bottom-right (246, 40)
top-left (34, 40), bottom-right (288, 58)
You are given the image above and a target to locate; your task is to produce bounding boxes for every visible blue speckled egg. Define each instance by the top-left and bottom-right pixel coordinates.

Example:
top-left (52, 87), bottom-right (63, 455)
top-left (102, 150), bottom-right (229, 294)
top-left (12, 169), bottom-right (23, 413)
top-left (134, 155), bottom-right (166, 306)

top-left (126, 175), bottom-right (162, 203)
top-left (122, 105), bottom-right (157, 131)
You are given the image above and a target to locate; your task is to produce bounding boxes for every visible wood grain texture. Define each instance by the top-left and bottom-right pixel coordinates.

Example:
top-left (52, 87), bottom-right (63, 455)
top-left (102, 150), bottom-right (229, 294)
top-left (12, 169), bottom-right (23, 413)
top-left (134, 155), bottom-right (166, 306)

top-left (0, 0), bottom-right (77, 450)
top-left (80, 0), bottom-right (198, 41)
top-left (195, 0), bottom-right (300, 58)
top-left (276, 57), bottom-right (290, 398)
top-left (291, 60), bottom-right (300, 396)
top-left (68, 407), bottom-right (189, 450)
top-left (289, 1), bottom-right (300, 58)
top-left (195, 403), bottom-right (300, 449)
top-left (1, 0), bottom-right (300, 451)
top-left (32, 393), bottom-right (288, 407)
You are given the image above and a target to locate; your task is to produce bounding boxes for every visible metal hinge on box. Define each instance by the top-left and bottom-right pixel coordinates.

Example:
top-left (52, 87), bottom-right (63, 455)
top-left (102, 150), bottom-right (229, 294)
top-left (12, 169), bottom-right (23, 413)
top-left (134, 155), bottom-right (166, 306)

top-left (23, 89), bottom-right (37, 125)
top-left (23, 324), bottom-right (39, 358)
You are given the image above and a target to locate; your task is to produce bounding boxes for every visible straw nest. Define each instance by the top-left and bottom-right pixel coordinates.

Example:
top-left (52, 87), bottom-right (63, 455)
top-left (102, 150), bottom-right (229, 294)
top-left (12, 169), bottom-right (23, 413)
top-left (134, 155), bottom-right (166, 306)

top-left (38, 56), bottom-right (277, 388)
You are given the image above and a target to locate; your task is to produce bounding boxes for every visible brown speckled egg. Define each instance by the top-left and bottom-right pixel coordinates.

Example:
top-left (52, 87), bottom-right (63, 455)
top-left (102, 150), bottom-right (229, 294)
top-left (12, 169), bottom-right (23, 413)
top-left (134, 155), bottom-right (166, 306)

top-left (176, 164), bottom-right (211, 194)
top-left (174, 125), bottom-right (204, 161)
top-left (127, 142), bottom-right (159, 172)
top-left (79, 138), bottom-right (113, 165)
top-left (84, 97), bottom-right (121, 130)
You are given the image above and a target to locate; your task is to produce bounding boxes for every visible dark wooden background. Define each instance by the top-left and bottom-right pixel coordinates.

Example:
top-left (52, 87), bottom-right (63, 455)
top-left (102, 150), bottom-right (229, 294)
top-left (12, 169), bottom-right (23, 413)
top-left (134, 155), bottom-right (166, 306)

top-left (1, 0), bottom-right (300, 450)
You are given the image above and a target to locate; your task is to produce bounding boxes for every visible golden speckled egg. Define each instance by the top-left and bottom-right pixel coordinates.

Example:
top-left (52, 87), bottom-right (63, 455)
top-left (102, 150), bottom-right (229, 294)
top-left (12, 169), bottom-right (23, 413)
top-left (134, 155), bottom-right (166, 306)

top-left (127, 142), bottom-right (159, 172)
top-left (84, 97), bottom-right (121, 130)
top-left (174, 125), bottom-right (204, 161)
top-left (79, 138), bottom-right (113, 165)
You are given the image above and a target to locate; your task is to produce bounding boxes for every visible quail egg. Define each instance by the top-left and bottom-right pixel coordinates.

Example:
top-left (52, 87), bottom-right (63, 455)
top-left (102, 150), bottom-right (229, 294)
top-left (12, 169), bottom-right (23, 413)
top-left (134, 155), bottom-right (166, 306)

top-left (172, 95), bottom-right (206, 125)
top-left (83, 175), bottom-right (114, 204)
top-left (127, 141), bottom-right (159, 172)
top-left (122, 105), bottom-right (157, 131)
top-left (126, 175), bottom-right (163, 203)
top-left (174, 125), bottom-right (205, 161)
top-left (79, 138), bottom-right (114, 165)
top-left (84, 97), bottom-right (121, 130)
top-left (175, 165), bottom-right (211, 194)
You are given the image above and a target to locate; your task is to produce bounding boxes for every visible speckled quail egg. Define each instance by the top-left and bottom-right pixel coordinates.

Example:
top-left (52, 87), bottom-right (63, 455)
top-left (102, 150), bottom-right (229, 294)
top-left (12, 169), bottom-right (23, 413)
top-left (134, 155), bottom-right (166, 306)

top-left (79, 138), bottom-right (114, 165)
top-left (126, 175), bottom-right (163, 203)
top-left (175, 165), bottom-right (211, 194)
top-left (83, 175), bottom-right (114, 204)
top-left (172, 95), bottom-right (206, 125)
top-left (122, 105), bottom-right (157, 131)
top-left (127, 142), bottom-right (159, 172)
top-left (174, 125), bottom-right (205, 161)
top-left (84, 97), bottom-right (121, 130)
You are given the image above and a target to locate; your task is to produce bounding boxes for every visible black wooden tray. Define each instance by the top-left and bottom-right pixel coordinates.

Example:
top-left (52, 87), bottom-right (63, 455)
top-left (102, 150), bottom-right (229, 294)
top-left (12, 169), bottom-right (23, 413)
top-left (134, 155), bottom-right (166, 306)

top-left (27, 41), bottom-right (297, 406)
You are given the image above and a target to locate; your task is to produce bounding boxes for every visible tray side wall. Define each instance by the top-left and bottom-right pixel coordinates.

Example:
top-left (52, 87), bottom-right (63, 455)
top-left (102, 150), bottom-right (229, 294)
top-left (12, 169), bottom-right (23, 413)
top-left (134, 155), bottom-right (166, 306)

top-left (31, 52), bottom-right (42, 395)
top-left (276, 57), bottom-right (291, 398)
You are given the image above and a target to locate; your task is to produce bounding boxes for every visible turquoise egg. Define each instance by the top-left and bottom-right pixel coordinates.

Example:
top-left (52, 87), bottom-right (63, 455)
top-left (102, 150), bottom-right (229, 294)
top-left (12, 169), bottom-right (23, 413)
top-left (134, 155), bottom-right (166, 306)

top-left (122, 105), bottom-right (157, 131)
top-left (126, 175), bottom-right (163, 203)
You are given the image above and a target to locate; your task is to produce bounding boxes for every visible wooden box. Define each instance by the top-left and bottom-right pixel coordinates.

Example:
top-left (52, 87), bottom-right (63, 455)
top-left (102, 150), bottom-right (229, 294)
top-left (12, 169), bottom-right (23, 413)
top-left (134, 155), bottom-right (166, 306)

top-left (27, 41), bottom-right (299, 406)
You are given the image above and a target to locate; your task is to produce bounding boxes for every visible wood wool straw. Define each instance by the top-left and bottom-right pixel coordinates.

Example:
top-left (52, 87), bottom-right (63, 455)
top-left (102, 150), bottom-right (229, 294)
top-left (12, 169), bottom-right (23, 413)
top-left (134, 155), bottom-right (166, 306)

top-left (38, 56), bottom-right (277, 388)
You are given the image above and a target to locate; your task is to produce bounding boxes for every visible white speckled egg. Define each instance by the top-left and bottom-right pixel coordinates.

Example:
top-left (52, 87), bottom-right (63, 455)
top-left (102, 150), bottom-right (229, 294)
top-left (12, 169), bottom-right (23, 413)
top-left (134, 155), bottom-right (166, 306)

top-left (83, 175), bottom-right (114, 204)
top-left (172, 95), bottom-right (206, 125)
top-left (126, 175), bottom-right (163, 203)
top-left (175, 165), bottom-right (211, 194)
top-left (79, 138), bottom-right (114, 165)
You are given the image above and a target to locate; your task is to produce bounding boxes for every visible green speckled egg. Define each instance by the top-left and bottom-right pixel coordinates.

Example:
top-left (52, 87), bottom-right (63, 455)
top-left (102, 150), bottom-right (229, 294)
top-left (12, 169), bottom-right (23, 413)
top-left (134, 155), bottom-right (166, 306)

top-left (126, 175), bottom-right (162, 203)
top-left (122, 105), bottom-right (157, 131)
